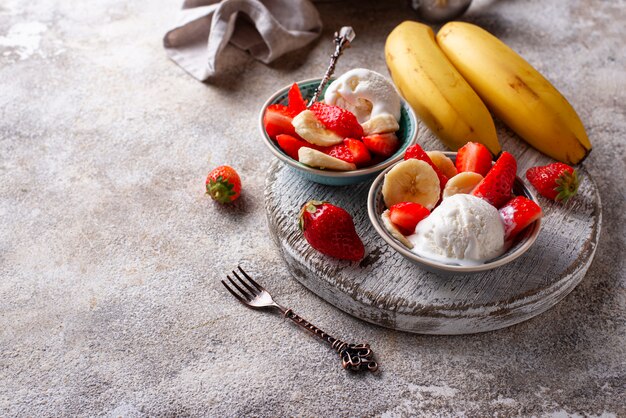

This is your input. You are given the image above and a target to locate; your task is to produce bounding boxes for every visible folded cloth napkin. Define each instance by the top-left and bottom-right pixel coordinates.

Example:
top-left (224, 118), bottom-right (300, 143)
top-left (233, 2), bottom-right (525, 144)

top-left (164, 0), bottom-right (323, 81)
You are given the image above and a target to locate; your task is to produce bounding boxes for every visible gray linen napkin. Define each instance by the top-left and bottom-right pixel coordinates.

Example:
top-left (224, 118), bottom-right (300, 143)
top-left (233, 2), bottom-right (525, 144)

top-left (163, 0), bottom-right (323, 81)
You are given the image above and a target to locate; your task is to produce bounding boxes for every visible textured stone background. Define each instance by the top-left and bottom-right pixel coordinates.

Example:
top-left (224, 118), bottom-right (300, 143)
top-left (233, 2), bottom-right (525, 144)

top-left (1, 0), bottom-right (624, 416)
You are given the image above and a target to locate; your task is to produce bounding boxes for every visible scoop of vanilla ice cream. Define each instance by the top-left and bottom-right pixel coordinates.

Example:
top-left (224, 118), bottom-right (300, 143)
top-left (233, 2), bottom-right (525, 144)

top-left (408, 194), bottom-right (505, 266)
top-left (324, 68), bottom-right (401, 124)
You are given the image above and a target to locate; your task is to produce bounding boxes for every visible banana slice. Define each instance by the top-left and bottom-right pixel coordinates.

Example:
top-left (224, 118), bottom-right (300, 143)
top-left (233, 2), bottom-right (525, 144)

top-left (443, 172), bottom-right (483, 199)
top-left (382, 159), bottom-right (440, 209)
top-left (298, 147), bottom-right (357, 171)
top-left (381, 210), bottom-right (414, 249)
top-left (291, 110), bottom-right (343, 146)
top-left (427, 151), bottom-right (458, 178)
top-left (362, 114), bottom-right (400, 136)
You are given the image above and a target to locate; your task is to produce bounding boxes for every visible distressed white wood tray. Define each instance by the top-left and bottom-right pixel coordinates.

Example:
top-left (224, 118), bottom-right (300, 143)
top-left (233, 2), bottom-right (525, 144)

top-left (264, 137), bottom-right (602, 335)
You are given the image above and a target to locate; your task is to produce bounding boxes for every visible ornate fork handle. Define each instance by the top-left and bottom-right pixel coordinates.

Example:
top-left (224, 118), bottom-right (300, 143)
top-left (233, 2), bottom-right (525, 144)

top-left (283, 309), bottom-right (378, 372)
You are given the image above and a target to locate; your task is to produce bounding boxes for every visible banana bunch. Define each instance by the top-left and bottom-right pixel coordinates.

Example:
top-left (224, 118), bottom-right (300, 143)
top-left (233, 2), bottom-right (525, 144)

top-left (385, 22), bottom-right (501, 156)
top-left (385, 21), bottom-right (592, 164)
top-left (436, 22), bottom-right (591, 164)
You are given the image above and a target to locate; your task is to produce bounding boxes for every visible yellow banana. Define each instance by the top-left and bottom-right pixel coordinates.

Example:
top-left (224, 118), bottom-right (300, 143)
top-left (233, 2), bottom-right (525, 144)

top-left (436, 22), bottom-right (591, 165)
top-left (385, 21), bottom-right (500, 155)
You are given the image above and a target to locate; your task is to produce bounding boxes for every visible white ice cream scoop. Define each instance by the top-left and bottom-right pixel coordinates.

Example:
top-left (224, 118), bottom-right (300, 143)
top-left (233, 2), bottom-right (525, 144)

top-left (324, 68), bottom-right (401, 124)
top-left (408, 194), bottom-right (505, 266)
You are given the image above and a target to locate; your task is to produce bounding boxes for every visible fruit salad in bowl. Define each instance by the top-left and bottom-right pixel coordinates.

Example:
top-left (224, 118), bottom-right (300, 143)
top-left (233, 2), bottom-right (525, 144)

top-left (367, 142), bottom-right (543, 275)
top-left (259, 69), bottom-right (418, 186)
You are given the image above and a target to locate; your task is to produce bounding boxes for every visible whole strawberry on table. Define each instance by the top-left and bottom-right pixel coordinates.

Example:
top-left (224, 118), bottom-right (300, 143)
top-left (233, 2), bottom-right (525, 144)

top-left (206, 165), bottom-right (241, 204)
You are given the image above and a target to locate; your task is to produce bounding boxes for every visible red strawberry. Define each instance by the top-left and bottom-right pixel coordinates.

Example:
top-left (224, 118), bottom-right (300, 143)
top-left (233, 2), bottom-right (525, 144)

top-left (298, 201), bottom-right (364, 261)
top-left (327, 143), bottom-right (355, 163)
top-left (277, 134), bottom-right (321, 160)
top-left (344, 138), bottom-right (371, 166)
top-left (526, 163), bottom-right (579, 202)
top-left (363, 133), bottom-right (400, 158)
top-left (309, 102), bottom-right (363, 139)
top-left (263, 104), bottom-right (297, 140)
top-left (206, 165), bottom-right (241, 204)
top-left (389, 202), bottom-right (430, 235)
top-left (499, 196), bottom-right (543, 240)
top-left (287, 83), bottom-right (307, 114)
top-left (472, 151), bottom-right (517, 208)
top-left (404, 143), bottom-right (448, 189)
top-left (455, 142), bottom-right (493, 177)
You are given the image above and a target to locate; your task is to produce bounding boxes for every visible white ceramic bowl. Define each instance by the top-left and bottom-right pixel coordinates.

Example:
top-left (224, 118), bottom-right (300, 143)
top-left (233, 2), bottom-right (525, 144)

top-left (367, 152), bottom-right (542, 275)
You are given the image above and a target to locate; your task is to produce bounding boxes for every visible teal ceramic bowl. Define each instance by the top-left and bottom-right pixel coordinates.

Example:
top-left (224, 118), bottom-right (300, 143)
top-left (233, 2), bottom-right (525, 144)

top-left (259, 78), bottom-right (418, 186)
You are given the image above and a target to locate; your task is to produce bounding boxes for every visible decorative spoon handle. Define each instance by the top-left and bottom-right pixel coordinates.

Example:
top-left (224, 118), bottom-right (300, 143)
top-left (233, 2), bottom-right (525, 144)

top-left (283, 308), bottom-right (378, 372)
top-left (308, 26), bottom-right (356, 107)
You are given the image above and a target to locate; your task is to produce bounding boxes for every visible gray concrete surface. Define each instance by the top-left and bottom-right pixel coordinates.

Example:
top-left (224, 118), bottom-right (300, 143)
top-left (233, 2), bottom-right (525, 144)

top-left (0, 0), bottom-right (624, 416)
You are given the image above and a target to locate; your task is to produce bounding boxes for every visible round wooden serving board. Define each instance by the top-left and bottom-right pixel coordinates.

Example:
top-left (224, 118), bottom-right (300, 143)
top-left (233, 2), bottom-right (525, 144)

top-left (264, 136), bottom-right (602, 335)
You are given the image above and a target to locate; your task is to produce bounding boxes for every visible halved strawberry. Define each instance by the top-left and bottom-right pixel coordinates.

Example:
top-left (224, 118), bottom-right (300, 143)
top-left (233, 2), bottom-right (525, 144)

top-left (472, 151), bottom-right (517, 208)
top-left (363, 133), bottom-right (400, 158)
top-left (344, 138), bottom-right (371, 166)
top-left (288, 83), bottom-right (307, 114)
top-left (309, 102), bottom-right (363, 139)
top-left (404, 143), bottom-right (448, 189)
top-left (277, 134), bottom-right (320, 160)
top-left (456, 142), bottom-right (493, 177)
top-left (327, 143), bottom-right (355, 163)
top-left (263, 104), bottom-right (297, 140)
top-left (499, 196), bottom-right (542, 240)
top-left (389, 202), bottom-right (430, 235)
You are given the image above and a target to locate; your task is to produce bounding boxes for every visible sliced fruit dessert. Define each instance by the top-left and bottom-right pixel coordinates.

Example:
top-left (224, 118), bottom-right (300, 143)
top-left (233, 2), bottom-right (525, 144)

top-left (299, 200), bottom-right (364, 261)
top-left (379, 146), bottom-right (542, 266)
top-left (263, 72), bottom-right (404, 172)
top-left (526, 163), bottom-right (579, 202)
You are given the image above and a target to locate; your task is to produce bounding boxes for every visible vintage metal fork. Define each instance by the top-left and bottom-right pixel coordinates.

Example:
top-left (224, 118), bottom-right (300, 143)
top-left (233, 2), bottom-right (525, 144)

top-left (222, 266), bottom-right (378, 372)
